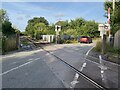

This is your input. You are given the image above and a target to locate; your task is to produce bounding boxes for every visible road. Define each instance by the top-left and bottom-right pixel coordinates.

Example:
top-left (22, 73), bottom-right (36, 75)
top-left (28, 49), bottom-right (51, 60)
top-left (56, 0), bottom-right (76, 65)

top-left (1, 43), bottom-right (118, 89)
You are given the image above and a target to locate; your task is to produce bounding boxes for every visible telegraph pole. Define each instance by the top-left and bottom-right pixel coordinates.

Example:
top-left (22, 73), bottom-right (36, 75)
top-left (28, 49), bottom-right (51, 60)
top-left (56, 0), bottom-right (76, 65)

top-left (107, 0), bottom-right (111, 38)
top-left (113, 0), bottom-right (115, 15)
top-left (55, 25), bottom-right (61, 44)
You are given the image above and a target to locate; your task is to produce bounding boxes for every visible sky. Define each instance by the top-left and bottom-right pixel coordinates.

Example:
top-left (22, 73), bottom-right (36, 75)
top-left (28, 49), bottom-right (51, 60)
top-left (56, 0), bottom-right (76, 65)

top-left (2, 2), bottom-right (108, 31)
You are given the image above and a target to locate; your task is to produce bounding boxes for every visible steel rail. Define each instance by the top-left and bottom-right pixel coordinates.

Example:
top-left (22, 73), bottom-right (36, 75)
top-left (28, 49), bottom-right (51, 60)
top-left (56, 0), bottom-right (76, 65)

top-left (28, 39), bottom-right (108, 90)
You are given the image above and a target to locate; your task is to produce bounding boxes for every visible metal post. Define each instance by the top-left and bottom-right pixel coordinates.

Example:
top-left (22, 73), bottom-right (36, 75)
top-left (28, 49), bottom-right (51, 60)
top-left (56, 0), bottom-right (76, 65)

top-left (102, 34), bottom-right (106, 54)
top-left (55, 25), bottom-right (61, 44)
top-left (113, 0), bottom-right (115, 15)
top-left (108, 7), bottom-right (111, 38)
top-left (56, 33), bottom-right (57, 44)
top-left (16, 32), bottom-right (20, 49)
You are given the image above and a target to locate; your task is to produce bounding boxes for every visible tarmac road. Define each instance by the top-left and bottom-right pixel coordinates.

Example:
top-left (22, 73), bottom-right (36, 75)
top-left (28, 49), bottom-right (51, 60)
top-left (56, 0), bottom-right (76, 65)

top-left (1, 43), bottom-right (118, 89)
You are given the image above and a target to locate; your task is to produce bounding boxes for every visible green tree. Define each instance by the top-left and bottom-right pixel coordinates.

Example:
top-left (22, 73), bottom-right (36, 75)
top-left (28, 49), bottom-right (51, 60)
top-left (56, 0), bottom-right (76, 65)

top-left (69, 18), bottom-right (86, 29)
top-left (80, 20), bottom-right (99, 37)
top-left (55, 20), bottom-right (70, 30)
top-left (28, 17), bottom-right (49, 26)
top-left (104, 1), bottom-right (120, 35)
top-left (47, 24), bottom-right (56, 35)
top-left (34, 23), bottom-right (47, 39)
top-left (0, 9), bottom-right (16, 36)
top-left (25, 17), bottom-right (49, 38)
top-left (61, 18), bottom-right (99, 38)
top-left (0, 9), bottom-right (9, 23)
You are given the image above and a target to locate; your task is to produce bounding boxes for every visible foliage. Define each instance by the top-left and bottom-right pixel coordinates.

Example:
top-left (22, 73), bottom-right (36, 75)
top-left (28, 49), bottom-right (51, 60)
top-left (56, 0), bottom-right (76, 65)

top-left (94, 39), bottom-right (120, 54)
top-left (2, 20), bottom-right (16, 35)
top-left (20, 38), bottom-right (31, 45)
top-left (25, 16), bottom-right (99, 40)
top-left (0, 9), bottom-right (9, 23)
top-left (1, 9), bottom-right (19, 54)
top-left (62, 29), bottom-right (78, 38)
top-left (106, 43), bottom-right (120, 55)
top-left (61, 20), bottom-right (99, 38)
top-left (69, 18), bottom-right (86, 29)
top-left (55, 20), bottom-right (70, 30)
top-left (47, 25), bottom-right (56, 35)
top-left (0, 9), bottom-right (16, 36)
top-left (104, 1), bottom-right (120, 35)
top-left (25, 17), bottom-right (49, 38)
top-left (94, 40), bottom-right (102, 52)
top-left (2, 35), bottom-right (17, 54)
top-left (28, 17), bottom-right (49, 26)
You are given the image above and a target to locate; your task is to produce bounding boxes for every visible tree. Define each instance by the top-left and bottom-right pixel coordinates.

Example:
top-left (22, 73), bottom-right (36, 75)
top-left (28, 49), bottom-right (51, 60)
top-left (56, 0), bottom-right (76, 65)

top-left (55, 20), bottom-right (70, 30)
top-left (0, 9), bottom-right (9, 23)
top-left (34, 23), bottom-right (47, 39)
top-left (25, 17), bottom-right (49, 38)
top-left (69, 18), bottom-right (86, 29)
top-left (104, 1), bottom-right (120, 35)
top-left (47, 24), bottom-right (56, 35)
top-left (28, 17), bottom-right (49, 26)
top-left (61, 18), bottom-right (99, 38)
top-left (0, 9), bottom-right (16, 36)
top-left (80, 20), bottom-right (99, 37)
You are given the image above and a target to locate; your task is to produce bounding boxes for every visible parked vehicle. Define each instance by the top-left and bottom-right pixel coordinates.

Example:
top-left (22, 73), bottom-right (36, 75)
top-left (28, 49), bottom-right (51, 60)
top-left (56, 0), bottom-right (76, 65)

top-left (78, 36), bottom-right (92, 43)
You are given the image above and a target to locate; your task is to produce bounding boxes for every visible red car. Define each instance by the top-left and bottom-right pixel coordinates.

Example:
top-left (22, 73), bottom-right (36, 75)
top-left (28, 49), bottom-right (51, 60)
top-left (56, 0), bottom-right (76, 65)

top-left (78, 36), bottom-right (92, 43)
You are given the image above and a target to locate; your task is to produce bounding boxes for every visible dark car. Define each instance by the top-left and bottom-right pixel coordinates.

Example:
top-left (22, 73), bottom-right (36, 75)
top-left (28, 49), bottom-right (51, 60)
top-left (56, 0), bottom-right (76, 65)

top-left (78, 36), bottom-right (92, 43)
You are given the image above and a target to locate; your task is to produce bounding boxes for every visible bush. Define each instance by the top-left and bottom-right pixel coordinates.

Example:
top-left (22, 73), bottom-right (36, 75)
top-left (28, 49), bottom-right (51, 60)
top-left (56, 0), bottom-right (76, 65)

top-left (21, 39), bottom-right (30, 45)
top-left (106, 44), bottom-right (120, 55)
top-left (70, 39), bottom-right (78, 43)
top-left (59, 39), bottom-right (78, 44)
top-left (94, 40), bottom-right (102, 52)
top-left (2, 36), bottom-right (18, 54)
top-left (94, 39), bottom-right (120, 54)
top-left (59, 39), bottom-right (65, 44)
top-left (65, 40), bottom-right (71, 44)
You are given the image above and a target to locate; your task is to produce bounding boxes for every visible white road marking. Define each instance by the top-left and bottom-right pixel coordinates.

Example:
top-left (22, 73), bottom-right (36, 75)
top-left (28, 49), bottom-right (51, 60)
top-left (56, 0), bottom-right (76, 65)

top-left (80, 62), bottom-right (86, 71)
top-left (0, 58), bottom-right (40, 76)
top-left (70, 45), bottom-right (95, 88)
top-left (27, 58), bottom-right (33, 61)
top-left (99, 55), bottom-right (102, 64)
top-left (70, 62), bottom-right (87, 88)
top-left (70, 73), bottom-right (79, 88)
top-left (98, 55), bottom-right (108, 86)
top-left (86, 46), bottom-right (95, 56)
top-left (9, 58), bottom-right (34, 65)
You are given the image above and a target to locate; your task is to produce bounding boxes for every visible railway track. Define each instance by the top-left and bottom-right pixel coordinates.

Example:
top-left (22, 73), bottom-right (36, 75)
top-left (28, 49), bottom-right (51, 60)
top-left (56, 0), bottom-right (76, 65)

top-left (28, 39), bottom-right (108, 90)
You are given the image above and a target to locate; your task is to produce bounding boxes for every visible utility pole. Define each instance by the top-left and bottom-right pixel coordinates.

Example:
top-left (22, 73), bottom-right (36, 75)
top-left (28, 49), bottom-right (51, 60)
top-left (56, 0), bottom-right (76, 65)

top-left (55, 25), bottom-right (61, 44)
top-left (113, 0), bottom-right (115, 15)
top-left (102, 34), bottom-right (106, 54)
top-left (108, 6), bottom-right (111, 38)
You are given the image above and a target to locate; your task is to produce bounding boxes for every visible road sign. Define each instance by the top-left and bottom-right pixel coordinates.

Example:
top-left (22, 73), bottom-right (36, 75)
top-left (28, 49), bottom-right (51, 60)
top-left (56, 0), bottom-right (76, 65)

top-left (55, 25), bottom-right (61, 32)
top-left (55, 25), bottom-right (61, 44)
top-left (98, 24), bottom-right (110, 38)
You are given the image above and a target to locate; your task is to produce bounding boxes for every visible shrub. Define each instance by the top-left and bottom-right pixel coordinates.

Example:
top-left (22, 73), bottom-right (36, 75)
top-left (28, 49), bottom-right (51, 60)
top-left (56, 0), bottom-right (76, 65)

top-left (70, 39), bottom-right (78, 44)
top-left (59, 39), bottom-right (65, 44)
top-left (106, 44), bottom-right (120, 55)
top-left (94, 40), bottom-right (102, 52)
top-left (2, 35), bottom-right (18, 54)
top-left (65, 40), bottom-right (71, 44)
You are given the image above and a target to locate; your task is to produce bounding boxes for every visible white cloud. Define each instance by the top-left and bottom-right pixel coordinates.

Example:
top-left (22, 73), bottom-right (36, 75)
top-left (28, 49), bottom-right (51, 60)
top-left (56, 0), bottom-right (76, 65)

top-left (55, 13), bottom-right (65, 18)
